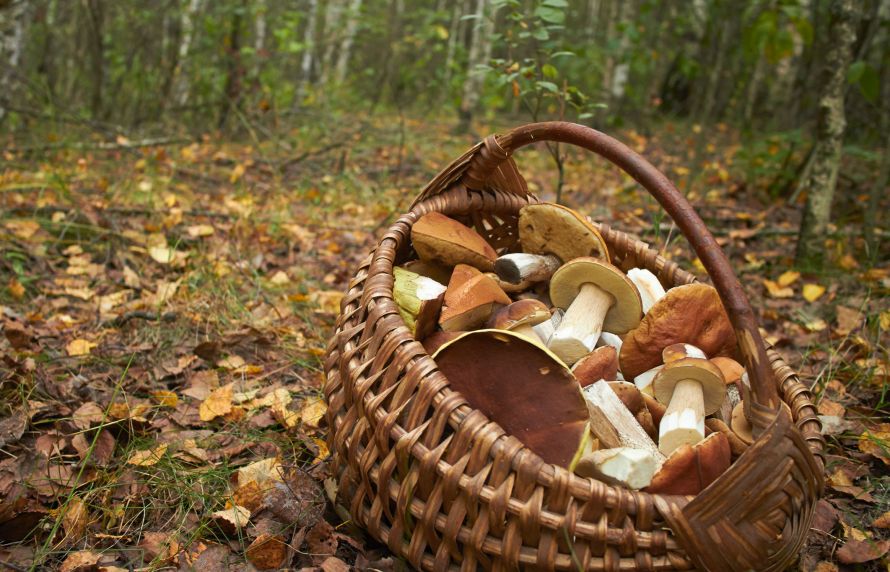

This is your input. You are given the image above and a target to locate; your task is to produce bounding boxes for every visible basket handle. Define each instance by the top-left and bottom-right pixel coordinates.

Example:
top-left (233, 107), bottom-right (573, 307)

top-left (462, 121), bottom-right (781, 416)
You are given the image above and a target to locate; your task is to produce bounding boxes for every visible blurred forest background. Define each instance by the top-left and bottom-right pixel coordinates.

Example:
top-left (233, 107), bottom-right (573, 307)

top-left (0, 0), bottom-right (888, 570)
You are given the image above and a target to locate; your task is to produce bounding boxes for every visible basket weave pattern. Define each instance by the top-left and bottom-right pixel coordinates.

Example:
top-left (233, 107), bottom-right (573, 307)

top-left (324, 123), bottom-right (825, 571)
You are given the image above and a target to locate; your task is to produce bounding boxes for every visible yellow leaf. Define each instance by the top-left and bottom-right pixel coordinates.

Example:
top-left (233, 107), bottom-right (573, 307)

top-left (777, 270), bottom-right (800, 288)
top-left (148, 246), bottom-right (175, 264)
top-left (309, 290), bottom-right (345, 314)
top-left (67, 339), bottom-right (96, 356)
top-left (217, 355), bottom-right (245, 370)
top-left (230, 163), bottom-right (247, 183)
top-left (802, 283), bottom-right (826, 302)
top-left (763, 279), bottom-right (793, 298)
top-left (880, 310), bottom-right (890, 331)
top-left (5, 219), bottom-right (41, 239)
top-left (127, 443), bottom-right (168, 466)
top-left (837, 254), bottom-right (859, 270)
top-left (211, 505), bottom-right (251, 534)
top-left (269, 271), bottom-right (290, 285)
top-left (151, 390), bottom-right (179, 408)
top-left (61, 497), bottom-right (89, 541)
top-left (859, 429), bottom-right (890, 465)
top-left (186, 224), bottom-right (215, 237)
top-left (199, 383), bottom-right (234, 422)
top-left (310, 437), bottom-right (329, 465)
top-left (300, 397), bottom-right (327, 428)
top-left (8, 278), bottom-right (25, 299)
top-left (236, 458), bottom-right (284, 488)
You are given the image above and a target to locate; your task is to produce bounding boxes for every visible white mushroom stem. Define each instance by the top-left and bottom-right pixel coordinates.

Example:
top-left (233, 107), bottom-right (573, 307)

top-left (627, 268), bottom-right (666, 314)
top-left (658, 379), bottom-right (706, 455)
top-left (574, 447), bottom-right (658, 489)
top-left (583, 381), bottom-right (665, 462)
top-left (633, 365), bottom-right (663, 396)
top-left (494, 253), bottom-right (561, 284)
top-left (511, 323), bottom-right (543, 345)
top-left (532, 309), bottom-right (563, 344)
top-left (549, 283), bottom-right (613, 365)
top-left (597, 331), bottom-right (623, 352)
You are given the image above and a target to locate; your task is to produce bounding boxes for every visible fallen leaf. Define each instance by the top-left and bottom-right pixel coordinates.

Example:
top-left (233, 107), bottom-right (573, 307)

top-left (763, 279), bottom-right (793, 298)
top-left (127, 443), bottom-right (168, 466)
top-left (320, 557), bottom-right (350, 572)
top-left (199, 383), bottom-right (234, 422)
top-left (210, 505), bottom-right (250, 536)
top-left (66, 338), bottom-right (96, 356)
top-left (812, 562), bottom-right (838, 572)
top-left (300, 397), bottom-right (327, 428)
top-left (811, 499), bottom-right (837, 534)
top-left (236, 458), bottom-right (284, 488)
top-left (5, 219), bottom-right (40, 239)
top-left (816, 398), bottom-right (845, 417)
top-left (8, 278), bottom-right (25, 299)
top-left (802, 283), bottom-right (826, 302)
top-left (148, 245), bottom-right (175, 264)
top-left (217, 355), bottom-right (245, 370)
top-left (880, 309), bottom-right (890, 330)
top-left (836, 306), bottom-right (864, 336)
top-left (836, 538), bottom-right (889, 564)
top-left (269, 270), bottom-right (290, 285)
top-left (837, 253), bottom-right (859, 270)
top-left (138, 531), bottom-right (180, 564)
top-left (245, 534), bottom-right (288, 570)
top-left (310, 290), bottom-right (345, 314)
top-left (873, 511), bottom-right (890, 528)
top-left (151, 390), bottom-right (179, 408)
top-left (306, 519), bottom-right (338, 565)
top-left (61, 497), bottom-right (89, 542)
top-left (186, 224), bottom-right (215, 237)
top-left (777, 270), bottom-right (800, 287)
top-left (858, 429), bottom-right (890, 464)
top-left (59, 550), bottom-right (102, 572)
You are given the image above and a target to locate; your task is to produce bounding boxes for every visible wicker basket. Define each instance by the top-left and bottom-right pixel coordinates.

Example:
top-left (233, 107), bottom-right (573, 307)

top-left (323, 122), bottom-right (825, 571)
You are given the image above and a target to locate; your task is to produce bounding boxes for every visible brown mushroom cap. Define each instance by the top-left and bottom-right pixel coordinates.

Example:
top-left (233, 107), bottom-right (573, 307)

top-left (487, 299), bottom-right (551, 331)
top-left (730, 401), bottom-right (753, 445)
top-left (422, 330), bottom-right (464, 355)
top-left (412, 212), bottom-right (497, 271)
top-left (518, 203), bottom-right (610, 263)
top-left (549, 258), bottom-right (642, 334)
top-left (644, 432), bottom-right (731, 495)
top-left (432, 329), bottom-right (589, 467)
top-left (439, 265), bottom-right (511, 331)
top-left (607, 381), bottom-right (645, 414)
top-left (662, 343), bottom-right (707, 363)
top-left (652, 358), bottom-right (726, 415)
top-left (572, 346), bottom-right (619, 387)
top-left (710, 356), bottom-right (745, 385)
top-left (619, 283), bottom-right (737, 380)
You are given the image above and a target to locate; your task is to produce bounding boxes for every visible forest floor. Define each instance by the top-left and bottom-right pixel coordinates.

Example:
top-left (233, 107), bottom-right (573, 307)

top-left (0, 113), bottom-right (888, 571)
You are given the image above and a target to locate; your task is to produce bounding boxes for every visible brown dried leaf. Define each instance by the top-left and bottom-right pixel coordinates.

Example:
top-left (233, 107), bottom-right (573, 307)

top-left (210, 505), bottom-right (250, 536)
top-left (127, 444), bottom-right (168, 466)
top-left (245, 534), bottom-right (288, 570)
top-left (59, 550), bottom-right (102, 572)
top-left (836, 306), bottom-right (864, 336)
top-left (873, 511), bottom-right (890, 529)
top-left (320, 557), bottom-right (350, 572)
top-left (61, 497), bottom-right (89, 542)
top-left (836, 538), bottom-right (890, 564)
top-left (305, 519), bottom-right (338, 565)
top-left (858, 429), bottom-right (890, 465)
top-left (139, 531), bottom-right (180, 564)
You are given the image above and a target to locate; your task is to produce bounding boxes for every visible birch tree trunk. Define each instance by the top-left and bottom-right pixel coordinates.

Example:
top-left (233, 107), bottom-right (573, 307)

top-left (254, 0), bottom-right (267, 71)
top-left (172, 0), bottom-right (204, 107)
top-left (84, 0), bottom-right (105, 118)
top-left (0, 0), bottom-right (32, 123)
top-left (334, 0), bottom-right (362, 84)
top-left (319, 0), bottom-right (343, 85)
top-left (443, 0), bottom-right (465, 88)
top-left (795, 0), bottom-right (859, 269)
top-left (295, 0), bottom-right (319, 104)
top-left (457, 0), bottom-right (488, 132)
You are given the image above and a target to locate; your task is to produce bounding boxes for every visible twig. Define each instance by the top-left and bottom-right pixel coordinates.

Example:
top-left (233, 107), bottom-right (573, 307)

top-left (109, 311), bottom-right (178, 327)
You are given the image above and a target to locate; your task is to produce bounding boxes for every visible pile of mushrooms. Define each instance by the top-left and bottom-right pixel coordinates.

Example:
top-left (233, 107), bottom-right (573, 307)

top-left (394, 205), bottom-right (761, 495)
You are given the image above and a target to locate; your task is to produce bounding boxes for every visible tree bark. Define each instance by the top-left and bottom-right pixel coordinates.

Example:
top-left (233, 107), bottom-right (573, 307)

top-left (295, 0), bottom-right (319, 104)
top-left (457, 0), bottom-right (488, 132)
top-left (219, 0), bottom-right (245, 129)
top-left (0, 0), bottom-right (32, 124)
top-left (334, 0), bottom-right (362, 84)
top-left (172, 0), bottom-right (204, 107)
top-left (795, 0), bottom-right (859, 270)
top-left (83, 0), bottom-right (104, 118)
top-left (319, 0), bottom-right (343, 85)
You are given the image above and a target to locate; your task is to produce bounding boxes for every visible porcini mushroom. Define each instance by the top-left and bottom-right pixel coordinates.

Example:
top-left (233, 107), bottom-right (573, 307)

top-left (572, 346), bottom-right (619, 387)
top-left (432, 330), bottom-right (592, 468)
top-left (652, 358), bottom-right (726, 455)
top-left (582, 380), bottom-right (664, 462)
top-left (494, 203), bottom-right (610, 284)
top-left (619, 283), bottom-right (737, 380)
top-left (548, 258), bottom-right (642, 365)
top-left (574, 447), bottom-right (658, 490)
top-left (438, 264), bottom-right (511, 331)
top-left (662, 343), bottom-right (707, 363)
top-left (393, 267), bottom-right (447, 340)
top-left (411, 212), bottom-right (498, 271)
top-left (626, 268), bottom-right (666, 314)
top-left (486, 299), bottom-right (551, 345)
top-left (730, 401), bottom-right (754, 445)
top-left (710, 356), bottom-right (745, 422)
top-left (645, 432), bottom-right (731, 495)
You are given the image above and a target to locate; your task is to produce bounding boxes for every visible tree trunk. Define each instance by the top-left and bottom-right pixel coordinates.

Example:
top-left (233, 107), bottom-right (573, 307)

top-left (457, 0), bottom-right (488, 132)
top-left (172, 0), bottom-right (204, 107)
top-left (254, 0), bottom-right (267, 70)
top-left (84, 0), bottom-right (104, 118)
top-left (0, 0), bottom-right (32, 124)
top-left (443, 0), bottom-right (464, 89)
top-left (319, 0), bottom-right (343, 85)
top-left (295, 0), bottom-right (319, 104)
top-left (219, 0), bottom-right (245, 129)
top-left (334, 0), bottom-right (362, 84)
top-left (795, 0), bottom-right (859, 270)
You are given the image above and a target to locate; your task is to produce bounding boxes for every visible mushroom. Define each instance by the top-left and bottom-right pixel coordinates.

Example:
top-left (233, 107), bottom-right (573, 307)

top-left (597, 331), bottom-right (623, 352)
top-left (574, 447), bottom-right (658, 490)
top-left (402, 259), bottom-right (452, 285)
top-left (582, 380), bottom-right (664, 462)
top-left (608, 381), bottom-right (658, 440)
top-left (438, 264), bottom-right (510, 331)
top-left (486, 299), bottom-right (551, 345)
top-left (532, 308), bottom-right (563, 343)
top-left (652, 358), bottom-right (726, 455)
top-left (411, 212), bottom-right (497, 271)
top-left (572, 346), bottom-right (619, 387)
top-left (484, 272), bottom-right (535, 294)
top-left (633, 365), bottom-right (663, 396)
top-left (626, 268), bottom-right (666, 314)
top-left (710, 356), bottom-right (745, 422)
top-left (730, 401), bottom-right (753, 445)
top-left (662, 343), bottom-right (707, 363)
top-left (645, 432), bottom-right (731, 496)
top-left (393, 267), bottom-right (446, 340)
top-left (421, 330), bottom-right (464, 355)
top-left (548, 258), bottom-right (642, 365)
top-left (432, 330), bottom-right (593, 468)
top-left (494, 203), bottom-right (610, 284)
top-left (704, 418), bottom-right (749, 458)
top-left (619, 283), bottom-right (737, 380)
